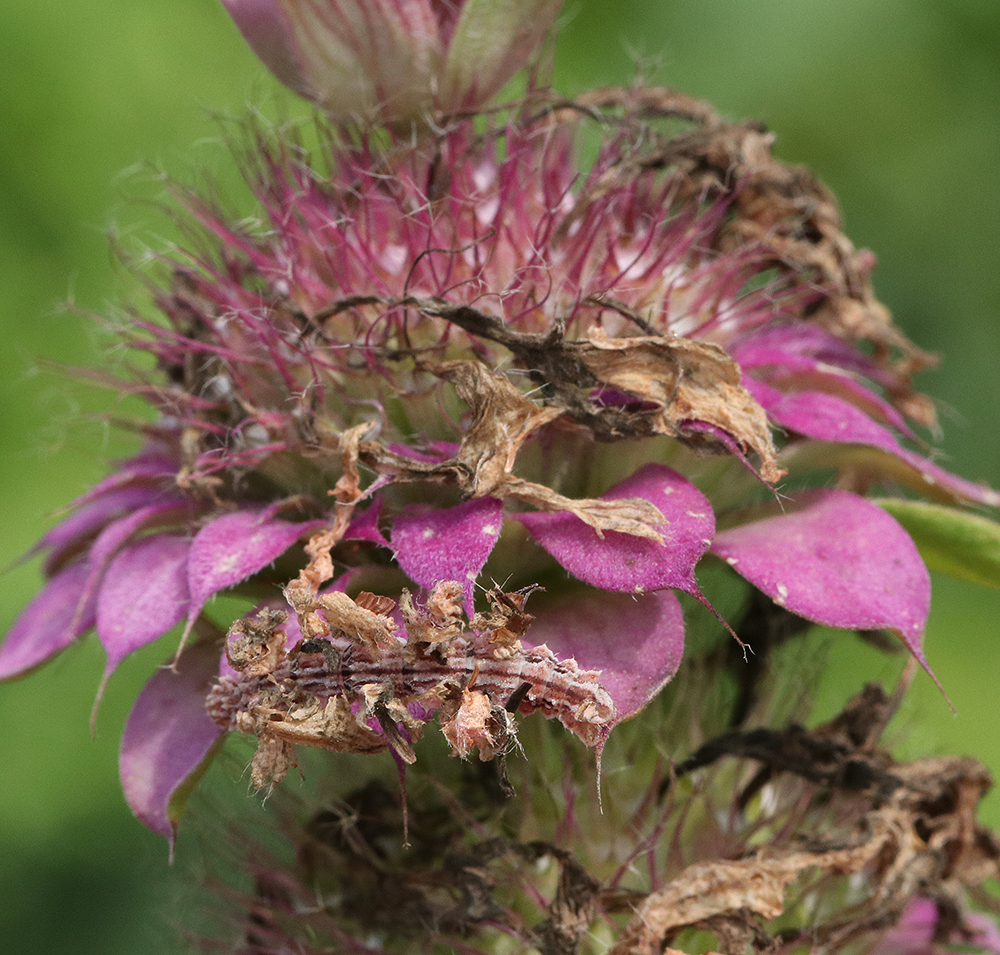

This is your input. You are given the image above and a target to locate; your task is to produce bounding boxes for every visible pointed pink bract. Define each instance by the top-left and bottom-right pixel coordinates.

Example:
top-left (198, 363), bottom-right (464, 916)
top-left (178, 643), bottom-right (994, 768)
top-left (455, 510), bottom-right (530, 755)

top-left (749, 385), bottom-right (1000, 507)
top-left (711, 490), bottom-right (931, 667)
top-left (0, 562), bottom-right (96, 680)
top-left (526, 589), bottom-right (685, 722)
top-left (516, 464), bottom-right (714, 596)
top-left (97, 535), bottom-right (192, 674)
top-left (186, 509), bottom-right (324, 623)
top-left (391, 496), bottom-right (503, 611)
top-left (120, 640), bottom-right (225, 844)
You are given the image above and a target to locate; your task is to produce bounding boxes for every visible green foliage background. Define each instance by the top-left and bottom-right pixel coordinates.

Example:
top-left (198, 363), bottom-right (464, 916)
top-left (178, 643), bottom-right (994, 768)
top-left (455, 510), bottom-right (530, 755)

top-left (1, 1), bottom-right (998, 951)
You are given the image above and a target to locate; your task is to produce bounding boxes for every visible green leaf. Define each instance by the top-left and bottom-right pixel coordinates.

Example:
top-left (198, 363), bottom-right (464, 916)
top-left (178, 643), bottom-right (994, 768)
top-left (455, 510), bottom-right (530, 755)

top-left (875, 499), bottom-right (1000, 589)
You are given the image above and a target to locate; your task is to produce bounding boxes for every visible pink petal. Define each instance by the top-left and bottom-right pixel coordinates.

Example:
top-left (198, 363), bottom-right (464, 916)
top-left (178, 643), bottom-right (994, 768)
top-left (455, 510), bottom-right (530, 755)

top-left (390, 496), bottom-right (503, 612)
top-left (872, 898), bottom-right (1000, 955)
top-left (219, 0), bottom-right (308, 93)
top-left (516, 464), bottom-right (714, 595)
top-left (186, 509), bottom-right (324, 623)
top-left (969, 913), bottom-right (1000, 954)
top-left (0, 561), bottom-right (96, 680)
top-left (344, 497), bottom-right (389, 547)
top-left (741, 351), bottom-right (915, 437)
top-left (69, 451), bottom-right (178, 509)
top-left (39, 485), bottom-right (172, 575)
top-left (750, 385), bottom-right (1000, 507)
top-left (97, 535), bottom-right (192, 674)
top-left (711, 490), bottom-right (932, 669)
top-left (77, 500), bottom-right (194, 627)
top-left (120, 639), bottom-right (225, 844)
top-left (526, 589), bottom-right (685, 722)
top-left (733, 322), bottom-right (893, 384)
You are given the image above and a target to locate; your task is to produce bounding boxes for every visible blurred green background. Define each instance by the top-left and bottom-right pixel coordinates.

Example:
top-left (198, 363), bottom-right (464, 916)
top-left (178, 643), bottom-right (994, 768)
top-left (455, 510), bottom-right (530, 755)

top-left (1, 1), bottom-right (998, 951)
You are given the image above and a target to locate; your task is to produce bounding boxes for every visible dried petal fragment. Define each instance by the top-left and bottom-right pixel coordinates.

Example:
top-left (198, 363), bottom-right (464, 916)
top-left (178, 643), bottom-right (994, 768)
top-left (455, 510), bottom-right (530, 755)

top-left (314, 589), bottom-right (399, 654)
top-left (576, 332), bottom-right (782, 482)
top-left (503, 477), bottom-right (668, 543)
top-left (611, 838), bottom-right (886, 955)
top-left (432, 359), bottom-right (563, 497)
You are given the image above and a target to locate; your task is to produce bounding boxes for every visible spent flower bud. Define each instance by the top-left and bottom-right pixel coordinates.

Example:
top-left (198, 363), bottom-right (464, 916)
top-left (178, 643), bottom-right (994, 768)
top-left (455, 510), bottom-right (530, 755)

top-left (221, 0), bottom-right (564, 122)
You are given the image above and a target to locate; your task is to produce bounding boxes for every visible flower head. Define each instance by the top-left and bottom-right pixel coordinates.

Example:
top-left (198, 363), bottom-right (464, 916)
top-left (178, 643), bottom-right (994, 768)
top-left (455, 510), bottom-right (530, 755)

top-left (221, 0), bottom-right (565, 122)
top-left (4, 84), bottom-right (997, 850)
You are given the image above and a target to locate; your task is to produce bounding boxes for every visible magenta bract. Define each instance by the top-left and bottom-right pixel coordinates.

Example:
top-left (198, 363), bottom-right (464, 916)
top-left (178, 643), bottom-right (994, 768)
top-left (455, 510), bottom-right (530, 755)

top-left (526, 589), bottom-right (685, 724)
top-left (391, 496), bottom-right (504, 614)
top-left (97, 534), bottom-right (192, 675)
top-left (185, 508), bottom-right (326, 627)
top-left (0, 562), bottom-right (95, 679)
top-left (517, 464), bottom-right (714, 597)
top-left (119, 639), bottom-right (226, 844)
top-left (711, 490), bottom-right (931, 668)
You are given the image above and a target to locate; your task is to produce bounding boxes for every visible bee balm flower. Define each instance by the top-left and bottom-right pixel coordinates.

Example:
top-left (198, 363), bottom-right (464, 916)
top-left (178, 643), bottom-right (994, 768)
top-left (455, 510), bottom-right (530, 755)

top-left (7, 8), bottom-right (1000, 949)
top-left (4, 86), bottom-right (996, 847)
top-left (221, 0), bottom-right (565, 122)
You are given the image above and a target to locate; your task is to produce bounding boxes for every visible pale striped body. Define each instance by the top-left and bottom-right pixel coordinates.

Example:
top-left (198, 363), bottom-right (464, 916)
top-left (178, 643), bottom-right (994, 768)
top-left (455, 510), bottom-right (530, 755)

top-left (206, 631), bottom-right (615, 752)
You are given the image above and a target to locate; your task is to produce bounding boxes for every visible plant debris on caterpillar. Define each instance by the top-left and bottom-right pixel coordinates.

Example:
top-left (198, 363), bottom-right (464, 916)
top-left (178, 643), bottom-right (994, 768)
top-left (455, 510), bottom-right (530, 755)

top-left (206, 581), bottom-right (617, 791)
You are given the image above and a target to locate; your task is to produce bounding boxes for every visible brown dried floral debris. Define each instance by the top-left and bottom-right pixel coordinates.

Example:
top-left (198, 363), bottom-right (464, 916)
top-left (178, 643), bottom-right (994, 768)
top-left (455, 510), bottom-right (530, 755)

top-left (614, 753), bottom-right (997, 955)
top-left (416, 301), bottom-right (781, 480)
top-left (425, 358), bottom-right (671, 540)
top-left (346, 351), bottom-right (668, 541)
top-left (312, 589), bottom-right (399, 656)
top-left (611, 687), bottom-right (999, 955)
top-left (610, 840), bottom-right (889, 955)
top-left (552, 86), bottom-right (936, 425)
top-left (293, 286), bottom-right (787, 542)
top-left (578, 329), bottom-right (781, 482)
top-left (430, 359), bottom-right (564, 496)
top-left (672, 682), bottom-right (900, 800)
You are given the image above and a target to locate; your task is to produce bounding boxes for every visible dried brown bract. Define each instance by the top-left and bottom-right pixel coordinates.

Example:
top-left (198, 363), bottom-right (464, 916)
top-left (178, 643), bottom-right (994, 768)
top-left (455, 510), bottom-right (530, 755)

top-left (612, 686), bottom-right (1000, 955)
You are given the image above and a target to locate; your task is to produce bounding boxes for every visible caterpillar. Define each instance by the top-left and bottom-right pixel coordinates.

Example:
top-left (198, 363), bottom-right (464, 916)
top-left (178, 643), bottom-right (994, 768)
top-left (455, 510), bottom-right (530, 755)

top-left (206, 582), bottom-right (616, 790)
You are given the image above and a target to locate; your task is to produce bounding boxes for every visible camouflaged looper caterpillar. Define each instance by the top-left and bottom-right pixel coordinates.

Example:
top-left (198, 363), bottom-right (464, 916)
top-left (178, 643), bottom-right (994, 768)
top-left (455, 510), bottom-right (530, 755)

top-left (206, 581), bottom-right (616, 790)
